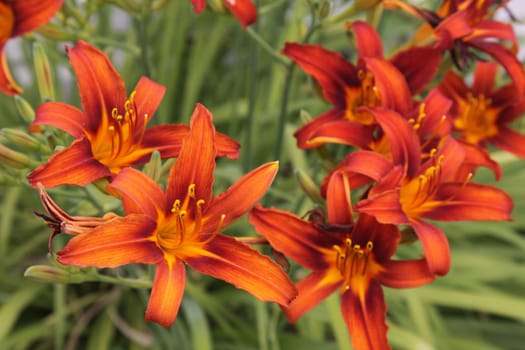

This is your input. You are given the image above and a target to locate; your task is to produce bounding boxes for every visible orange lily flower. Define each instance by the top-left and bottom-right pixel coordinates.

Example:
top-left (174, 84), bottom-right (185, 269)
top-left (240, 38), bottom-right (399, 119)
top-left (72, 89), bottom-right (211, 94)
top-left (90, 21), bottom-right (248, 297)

top-left (438, 61), bottom-right (525, 158)
top-left (0, 0), bottom-right (63, 95)
top-left (27, 41), bottom-right (239, 188)
top-left (283, 21), bottom-right (441, 150)
top-left (191, 0), bottom-right (256, 28)
top-left (354, 137), bottom-right (514, 275)
top-left (384, 0), bottom-right (525, 98)
top-left (51, 104), bottom-right (296, 327)
top-left (249, 171), bottom-right (434, 350)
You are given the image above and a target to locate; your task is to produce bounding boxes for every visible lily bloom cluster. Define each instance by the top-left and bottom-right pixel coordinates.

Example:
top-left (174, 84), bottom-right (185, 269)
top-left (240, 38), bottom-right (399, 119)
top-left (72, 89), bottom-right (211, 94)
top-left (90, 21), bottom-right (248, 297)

top-left (32, 41), bottom-right (297, 327)
top-left (248, 3), bottom-right (522, 349)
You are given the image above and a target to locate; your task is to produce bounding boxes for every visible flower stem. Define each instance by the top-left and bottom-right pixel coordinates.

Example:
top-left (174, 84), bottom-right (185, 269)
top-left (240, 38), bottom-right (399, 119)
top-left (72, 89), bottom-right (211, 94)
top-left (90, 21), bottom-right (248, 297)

top-left (245, 27), bottom-right (289, 66)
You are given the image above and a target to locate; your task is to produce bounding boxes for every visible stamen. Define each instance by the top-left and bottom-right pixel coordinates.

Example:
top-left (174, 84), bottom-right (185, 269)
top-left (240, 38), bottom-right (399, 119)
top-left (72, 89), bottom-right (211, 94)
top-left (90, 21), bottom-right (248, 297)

top-left (334, 238), bottom-right (375, 292)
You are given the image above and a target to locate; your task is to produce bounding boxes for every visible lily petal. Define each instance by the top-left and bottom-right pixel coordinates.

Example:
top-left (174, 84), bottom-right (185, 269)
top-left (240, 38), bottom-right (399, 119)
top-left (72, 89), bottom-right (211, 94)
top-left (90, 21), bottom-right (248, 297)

top-left (143, 124), bottom-right (240, 160)
top-left (107, 167), bottom-right (165, 219)
top-left (326, 171), bottom-right (353, 226)
top-left (283, 270), bottom-right (341, 323)
top-left (306, 119), bottom-right (374, 149)
top-left (350, 21), bottom-right (384, 59)
top-left (341, 281), bottom-right (390, 350)
top-left (294, 109), bottom-right (347, 149)
top-left (133, 76), bottom-right (166, 134)
top-left (57, 214), bottom-right (161, 267)
top-left (67, 40), bottom-right (126, 132)
top-left (145, 259), bottom-right (186, 328)
top-left (249, 205), bottom-right (338, 270)
top-left (366, 107), bottom-right (421, 178)
top-left (491, 126), bottom-right (525, 158)
top-left (166, 104), bottom-right (216, 207)
top-left (282, 43), bottom-right (359, 106)
top-left (363, 57), bottom-right (412, 115)
top-left (390, 46), bottom-right (441, 95)
top-left (187, 234), bottom-right (296, 306)
top-left (379, 259), bottom-right (434, 288)
top-left (32, 102), bottom-right (87, 138)
top-left (11, 0), bottom-right (63, 37)
top-left (0, 50), bottom-right (23, 95)
top-left (223, 0), bottom-right (257, 28)
top-left (429, 182), bottom-right (513, 221)
top-left (468, 41), bottom-right (525, 100)
top-left (27, 138), bottom-right (110, 188)
top-left (205, 162), bottom-right (278, 229)
top-left (410, 219), bottom-right (450, 275)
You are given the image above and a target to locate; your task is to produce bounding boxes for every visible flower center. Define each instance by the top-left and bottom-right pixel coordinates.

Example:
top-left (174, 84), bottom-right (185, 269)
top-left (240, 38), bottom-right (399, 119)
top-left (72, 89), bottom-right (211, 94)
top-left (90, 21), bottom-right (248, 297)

top-left (400, 149), bottom-right (444, 216)
top-left (156, 184), bottom-right (223, 259)
top-left (0, 2), bottom-right (15, 44)
top-left (345, 70), bottom-right (379, 125)
top-left (334, 238), bottom-right (381, 297)
top-left (454, 93), bottom-right (499, 144)
top-left (92, 91), bottom-right (149, 172)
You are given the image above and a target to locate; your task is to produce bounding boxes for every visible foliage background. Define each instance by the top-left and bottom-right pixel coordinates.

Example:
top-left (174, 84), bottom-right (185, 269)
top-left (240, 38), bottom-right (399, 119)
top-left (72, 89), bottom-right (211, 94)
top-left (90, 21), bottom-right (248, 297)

top-left (0, 0), bottom-right (524, 349)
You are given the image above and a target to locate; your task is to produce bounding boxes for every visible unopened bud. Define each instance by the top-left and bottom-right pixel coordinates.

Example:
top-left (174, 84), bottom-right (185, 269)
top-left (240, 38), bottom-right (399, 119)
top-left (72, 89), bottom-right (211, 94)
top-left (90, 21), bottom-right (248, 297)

top-left (33, 42), bottom-right (56, 102)
top-left (143, 150), bottom-right (162, 182)
top-left (13, 95), bottom-right (36, 126)
top-left (24, 265), bottom-right (84, 284)
top-left (0, 143), bottom-right (38, 169)
top-left (208, 0), bottom-right (227, 14)
top-left (36, 22), bottom-right (75, 41)
top-left (313, 0), bottom-right (331, 20)
top-left (0, 128), bottom-right (49, 152)
top-left (295, 168), bottom-right (324, 204)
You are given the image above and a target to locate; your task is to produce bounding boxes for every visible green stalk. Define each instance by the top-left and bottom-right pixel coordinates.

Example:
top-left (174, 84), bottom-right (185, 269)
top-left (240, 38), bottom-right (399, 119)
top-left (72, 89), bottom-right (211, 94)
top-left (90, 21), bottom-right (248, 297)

top-left (53, 284), bottom-right (66, 350)
top-left (245, 28), bottom-right (289, 66)
top-left (325, 293), bottom-right (351, 350)
top-left (255, 300), bottom-right (269, 350)
top-left (0, 187), bottom-right (21, 256)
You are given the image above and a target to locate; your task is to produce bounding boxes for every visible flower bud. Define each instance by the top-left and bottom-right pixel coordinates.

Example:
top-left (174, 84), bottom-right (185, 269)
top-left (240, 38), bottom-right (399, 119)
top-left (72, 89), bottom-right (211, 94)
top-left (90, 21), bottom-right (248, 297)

top-left (13, 95), bottom-right (36, 126)
top-left (309, 0), bottom-right (331, 20)
top-left (24, 265), bottom-right (85, 284)
top-left (33, 42), bottom-right (55, 102)
top-left (0, 143), bottom-right (38, 169)
top-left (143, 150), bottom-right (162, 182)
top-left (0, 128), bottom-right (49, 152)
top-left (295, 168), bottom-right (324, 204)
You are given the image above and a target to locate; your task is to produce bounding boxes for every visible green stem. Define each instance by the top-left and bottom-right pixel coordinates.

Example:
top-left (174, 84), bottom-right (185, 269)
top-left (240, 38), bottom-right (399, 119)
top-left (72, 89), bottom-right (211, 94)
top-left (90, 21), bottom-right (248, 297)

top-left (53, 283), bottom-right (66, 350)
top-left (245, 27), bottom-right (289, 66)
top-left (0, 187), bottom-right (21, 256)
top-left (325, 293), bottom-right (351, 350)
top-left (92, 273), bottom-right (152, 289)
top-left (135, 11), bottom-right (153, 78)
top-left (273, 62), bottom-right (295, 162)
top-left (82, 36), bottom-right (141, 55)
top-left (255, 300), bottom-right (269, 350)
top-left (273, 15), bottom-right (319, 163)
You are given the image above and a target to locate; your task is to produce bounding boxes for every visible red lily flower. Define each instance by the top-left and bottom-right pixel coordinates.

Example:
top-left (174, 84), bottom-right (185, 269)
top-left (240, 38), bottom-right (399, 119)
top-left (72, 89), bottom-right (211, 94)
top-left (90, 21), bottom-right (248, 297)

top-left (249, 171), bottom-right (434, 350)
top-left (52, 104), bottom-right (296, 327)
top-left (283, 21), bottom-right (441, 150)
top-left (384, 0), bottom-right (525, 98)
top-left (27, 41), bottom-right (239, 188)
top-left (190, 0), bottom-right (256, 28)
top-left (438, 61), bottom-right (525, 158)
top-left (354, 137), bottom-right (514, 275)
top-left (0, 0), bottom-right (63, 95)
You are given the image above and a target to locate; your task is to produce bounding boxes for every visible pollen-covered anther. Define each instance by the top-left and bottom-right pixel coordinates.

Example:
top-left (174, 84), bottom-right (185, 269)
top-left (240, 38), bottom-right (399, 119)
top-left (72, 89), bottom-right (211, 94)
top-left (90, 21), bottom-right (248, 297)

top-left (409, 103), bottom-right (427, 130)
top-left (357, 69), bottom-right (380, 107)
top-left (334, 238), bottom-right (374, 292)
